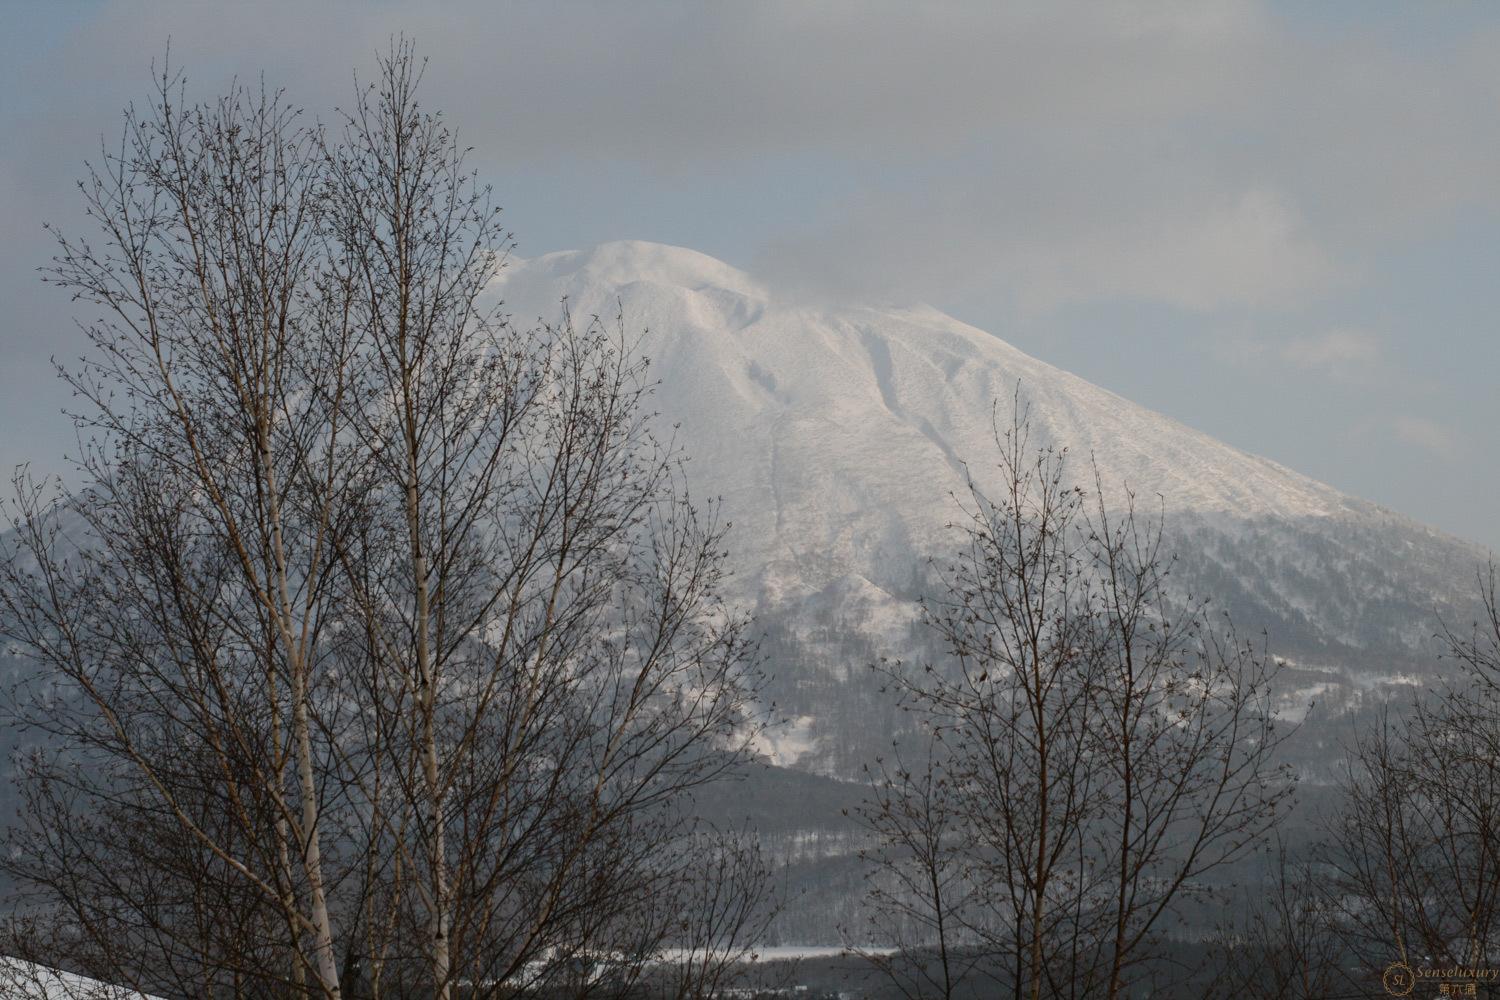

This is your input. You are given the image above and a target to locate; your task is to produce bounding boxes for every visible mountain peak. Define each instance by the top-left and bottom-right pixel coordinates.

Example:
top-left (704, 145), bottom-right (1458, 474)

top-left (487, 239), bottom-right (1489, 683)
top-left (485, 241), bottom-right (1499, 774)
top-left (514, 240), bottom-right (764, 304)
top-left (495, 240), bottom-right (1356, 525)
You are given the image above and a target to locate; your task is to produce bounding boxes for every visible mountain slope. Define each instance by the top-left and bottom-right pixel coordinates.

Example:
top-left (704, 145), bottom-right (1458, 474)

top-left (487, 242), bottom-right (1489, 774)
top-left (493, 241), bottom-right (1483, 642)
top-left (496, 240), bottom-right (1350, 524)
top-left (3, 241), bottom-right (1483, 779)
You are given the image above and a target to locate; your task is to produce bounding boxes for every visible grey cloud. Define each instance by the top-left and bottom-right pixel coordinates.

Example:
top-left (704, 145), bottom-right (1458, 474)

top-left (18, 1), bottom-right (1499, 316)
top-left (33, 1), bottom-right (1267, 164)
top-left (1279, 330), bottom-right (1383, 373)
top-left (1393, 415), bottom-right (1462, 460)
top-left (2, 1), bottom-right (1497, 547)
top-left (1213, 327), bottom-right (1388, 387)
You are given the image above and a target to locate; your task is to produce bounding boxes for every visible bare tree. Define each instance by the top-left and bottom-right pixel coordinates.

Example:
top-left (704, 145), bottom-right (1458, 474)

top-left (645, 828), bottom-right (779, 1000)
top-left (1202, 837), bottom-right (1351, 1000)
top-left (1324, 563), bottom-right (1500, 987)
top-left (862, 403), bottom-right (1295, 1000)
top-left (854, 736), bottom-right (976, 1000)
top-left (1, 65), bottom-right (360, 997)
top-left (1081, 475), bottom-right (1297, 997)
top-left (2, 42), bottom-right (767, 1000)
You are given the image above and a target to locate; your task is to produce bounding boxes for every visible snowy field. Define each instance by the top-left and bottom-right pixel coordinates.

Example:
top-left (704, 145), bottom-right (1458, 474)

top-left (0, 960), bottom-right (159, 1000)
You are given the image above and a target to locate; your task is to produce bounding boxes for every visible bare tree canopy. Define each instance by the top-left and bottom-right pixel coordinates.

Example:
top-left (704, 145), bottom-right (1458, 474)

top-left (0, 41), bottom-right (770, 1000)
top-left (1323, 564), bottom-right (1500, 985)
top-left (1202, 565), bottom-right (1500, 998)
top-left (858, 402), bottom-right (1296, 1000)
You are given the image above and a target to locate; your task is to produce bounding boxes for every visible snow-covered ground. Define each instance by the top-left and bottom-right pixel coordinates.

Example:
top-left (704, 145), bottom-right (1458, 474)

top-left (0, 960), bottom-right (159, 1000)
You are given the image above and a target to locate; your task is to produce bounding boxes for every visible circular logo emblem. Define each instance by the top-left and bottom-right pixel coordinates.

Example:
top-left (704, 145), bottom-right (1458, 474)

top-left (1382, 961), bottom-right (1415, 996)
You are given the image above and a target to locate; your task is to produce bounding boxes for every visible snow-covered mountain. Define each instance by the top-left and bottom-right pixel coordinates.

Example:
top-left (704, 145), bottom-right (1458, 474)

top-left (492, 241), bottom-right (1490, 772)
top-left (499, 241), bottom-right (1350, 525)
top-left (0, 240), bottom-right (1484, 779)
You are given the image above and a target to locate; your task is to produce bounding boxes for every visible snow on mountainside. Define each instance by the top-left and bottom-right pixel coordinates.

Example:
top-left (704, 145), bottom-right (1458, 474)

top-left (495, 242), bottom-right (1351, 530)
top-left (489, 242), bottom-right (1489, 773)
top-left (0, 242), bottom-right (1483, 780)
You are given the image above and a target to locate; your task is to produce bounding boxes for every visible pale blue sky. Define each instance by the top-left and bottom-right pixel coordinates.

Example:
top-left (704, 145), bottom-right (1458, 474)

top-left (1, 1), bottom-right (1496, 548)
